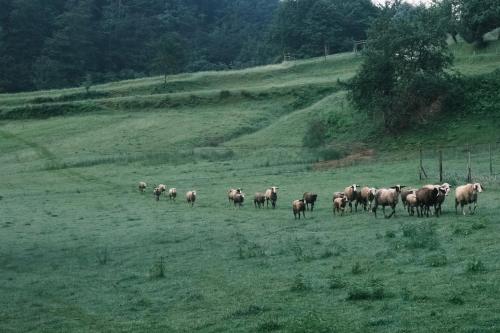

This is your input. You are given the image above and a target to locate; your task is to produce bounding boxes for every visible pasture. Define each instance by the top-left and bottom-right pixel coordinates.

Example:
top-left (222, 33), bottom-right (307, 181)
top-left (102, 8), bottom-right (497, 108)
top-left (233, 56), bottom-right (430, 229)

top-left (1, 40), bottom-right (500, 332)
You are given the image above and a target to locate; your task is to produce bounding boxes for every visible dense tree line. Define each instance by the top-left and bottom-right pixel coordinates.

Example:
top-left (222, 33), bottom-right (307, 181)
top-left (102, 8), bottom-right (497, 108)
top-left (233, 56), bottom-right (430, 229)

top-left (0, 0), bottom-right (498, 93)
top-left (0, 0), bottom-right (280, 92)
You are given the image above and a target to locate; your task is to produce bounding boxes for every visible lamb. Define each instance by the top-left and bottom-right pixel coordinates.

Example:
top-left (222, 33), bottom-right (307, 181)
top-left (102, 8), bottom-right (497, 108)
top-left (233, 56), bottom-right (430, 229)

top-left (292, 199), bottom-right (306, 219)
top-left (356, 187), bottom-right (376, 211)
top-left (153, 187), bottom-right (162, 201)
top-left (265, 186), bottom-right (279, 209)
top-left (333, 196), bottom-right (348, 216)
top-left (455, 183), bottom-right (484, 215)
top-left (401, 188), bottom-right (416, 208)
top-left (406, 193), bottom-right (418, 216)
top-left (168, 188), bottom-right (177, 201)
top-left (254, 192), bottom-right (266, 208)
top-left (372, 185), bottom-right (405, 218)
top-left (228, 188), bottom-right (242, 203)
top-left (138, 182), bottom-right (147, 193)
top-left (233, 192), bottom-right (245, 207)
top-left (415, 187), bottom-right (445, 217)
top-left (344, 184), bottom-right (359, 212)
top-left (303, 192), bottom-right (318, 211)
top-left (333, 192), bottom-right (346, 199)
top-left (186, 191), bottom-right (197, 207)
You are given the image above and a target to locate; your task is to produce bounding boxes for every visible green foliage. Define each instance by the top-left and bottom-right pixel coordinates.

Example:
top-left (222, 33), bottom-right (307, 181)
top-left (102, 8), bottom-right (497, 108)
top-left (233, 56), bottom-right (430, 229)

top-left (467, 258), bottom-right (486, 273)
top-left (455, 0), bottom-right (500, 47)
top-left (348, 2), bottom-right (454, 132)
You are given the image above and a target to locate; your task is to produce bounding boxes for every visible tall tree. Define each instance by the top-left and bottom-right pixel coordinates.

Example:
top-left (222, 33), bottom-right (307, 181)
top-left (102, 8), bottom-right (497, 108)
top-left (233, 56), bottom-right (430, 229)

top-left (151, 33), bottom-right (187, 87)
top-left (348, 2), bottom-right (453, 131)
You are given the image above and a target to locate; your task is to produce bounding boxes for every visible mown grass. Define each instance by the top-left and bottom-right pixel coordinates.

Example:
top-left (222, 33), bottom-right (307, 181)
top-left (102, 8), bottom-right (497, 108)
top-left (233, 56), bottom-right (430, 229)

top-left (1, 39), bottom-right (500, 332)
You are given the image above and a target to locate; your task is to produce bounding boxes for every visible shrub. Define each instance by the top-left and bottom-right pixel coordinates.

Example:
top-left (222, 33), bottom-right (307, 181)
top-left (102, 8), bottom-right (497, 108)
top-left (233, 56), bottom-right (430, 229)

top-left (290, 274), bottom-right (310, 292)
top-left (426, 254), bottom-right (448, 267)
top-left (466, 258), bottom-right (486, 273)
top-left (303, 120), bottom-right (327, 148)
top-left (351, 262), bottom-right (364, 275)
top-left (328, 274), bottom-right (346, 290)
top-left (401, 221), bottom-right (439, 250)
top-left (219, 90), bottom-right (231, 99)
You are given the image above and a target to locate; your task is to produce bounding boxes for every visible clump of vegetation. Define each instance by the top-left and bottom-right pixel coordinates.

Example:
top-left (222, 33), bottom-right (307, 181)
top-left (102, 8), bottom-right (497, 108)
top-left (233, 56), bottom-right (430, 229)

top-left (219, 90), bottom-right (231, 99)
top-left (466, 258), bottom-right (486, 273)
top-left (288, 311), bottom-right (332, 333)
top-left (449, 294), bottom-right (465, 305)
top-left (347, 280), bottom-right (387, 301)
top-left (401, 221), bottom-right (439, 250)
top-left (232, 305), bottom-right (268, 318)
top-left (328, 273), bottom-right (346, 290)
top-left (426, 254), bottom-right (448, 267)
top-left (385, 230), bottom-right (396, 238)
top-left (238, 239), bottom-right (266, 259)
top-left (351, 261), bottom-right (365, 275)
top-left (148, 257), bottom-right (166, 279)
top-left (258, 319), bottom-right (283, 332)
top-left (96, 247), bottom-right (109, 265)
top-left (290, 274), bottom-right (310, 292)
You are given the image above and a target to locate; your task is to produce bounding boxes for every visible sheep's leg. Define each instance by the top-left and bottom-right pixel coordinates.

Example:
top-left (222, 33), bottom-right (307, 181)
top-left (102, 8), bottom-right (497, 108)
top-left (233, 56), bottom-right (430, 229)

top-left (455, 200), bottom-right (459, 215)
top-left (372, 203), bottom-right (377, 218)
top-left (302, 210), bottom-right (306, 219)
top-left (349, 201), bottom-right (353, 213)
top-left (462, 204), bottom-right (465, 216)
top-left (311, 204), bottom-right (314, 212)
top-left (473, 201), bottom-right (477, 214)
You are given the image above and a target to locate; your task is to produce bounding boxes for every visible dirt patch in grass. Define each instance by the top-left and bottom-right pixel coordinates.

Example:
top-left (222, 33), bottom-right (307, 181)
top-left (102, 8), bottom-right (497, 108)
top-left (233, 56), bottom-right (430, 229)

top-left (313, 149), bottom-right (375, 170)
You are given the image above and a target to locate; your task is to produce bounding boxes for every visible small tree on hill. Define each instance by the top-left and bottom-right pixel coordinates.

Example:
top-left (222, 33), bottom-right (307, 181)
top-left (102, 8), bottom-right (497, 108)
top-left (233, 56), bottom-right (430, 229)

top-left (348, 2), bottom-right (453, 132)
top-left (151, 33), bottom-right (186, 88)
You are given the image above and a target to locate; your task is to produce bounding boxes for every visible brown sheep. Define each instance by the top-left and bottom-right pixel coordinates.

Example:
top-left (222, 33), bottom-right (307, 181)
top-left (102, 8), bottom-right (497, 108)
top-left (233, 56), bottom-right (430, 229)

top-left (153, 187), bottom-right (162, 201)
top-left (344, 184), bottom-right (359, 212)
top-left (292, 199), bottom-right (306, 219)
top-left (333, 192), bottom-right (346, 200)
top-left (138, 182), bottom-right (147, 193)
top-left (424, 183), bottom-right (451, 215)
top-left (254, 192), bottom-right (266, 208)
top-left (415, 187), bottom-right (445, 217)
top-left (186, 191), bottom-right (197, 207)
top-left (356, 187), bottom-right (376, 211)
top-left (455, 183), bottom-right (484, 215)
top-left (265, 186), bottom-right (279, 209)
top-left (372, 185), bottom-right (405, 218)
top-left (228, 188), bottom-right (242, 203)
top-left (401, 188), bottom-right (416, 208)
top-left (233, 192), bottom-right (245, 207)
top-left (303, 192), bottom-right (318, 211)
top-left (333, 196), bottom-right (348, 216)
top-left (168, 188), bottom-right (177, 201)
top-left (157, 184), bottom-right (167, 193)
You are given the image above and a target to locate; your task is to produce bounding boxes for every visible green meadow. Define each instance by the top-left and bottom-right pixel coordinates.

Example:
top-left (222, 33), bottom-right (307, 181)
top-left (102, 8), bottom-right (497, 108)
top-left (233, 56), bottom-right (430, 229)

top-left (1, 40), bottom-right (500, 332)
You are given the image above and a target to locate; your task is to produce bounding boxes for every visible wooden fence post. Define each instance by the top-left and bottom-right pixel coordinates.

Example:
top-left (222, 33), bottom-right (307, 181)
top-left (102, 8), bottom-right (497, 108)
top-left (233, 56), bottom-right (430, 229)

top-left (467, 145), bottom-right (472, 182)
top-left (439, 149), bottom-right (443, 183)
top-left (489, 144), bottom-right (493, 176)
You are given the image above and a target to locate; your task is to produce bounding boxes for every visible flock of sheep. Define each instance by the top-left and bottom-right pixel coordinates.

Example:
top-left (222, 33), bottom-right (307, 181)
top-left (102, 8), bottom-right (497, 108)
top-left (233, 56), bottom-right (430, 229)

top-left (138, 181), bottom-right (485, 219)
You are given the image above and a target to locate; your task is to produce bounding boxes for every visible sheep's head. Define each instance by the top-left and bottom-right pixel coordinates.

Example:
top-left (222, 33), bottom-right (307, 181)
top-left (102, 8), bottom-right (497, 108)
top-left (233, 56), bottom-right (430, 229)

top-left (391, 185), bottom-right (405, 193)
top-left (271, 186), bottom-right (279, 193)
top-left (474, 183), bottom-right (483, 192)
top-left (370, 188), bottom-right (377, 195)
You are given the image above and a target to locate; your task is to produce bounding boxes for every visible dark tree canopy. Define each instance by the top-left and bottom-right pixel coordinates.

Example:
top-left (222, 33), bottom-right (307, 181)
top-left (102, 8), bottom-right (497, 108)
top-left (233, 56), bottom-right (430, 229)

top-left (348, 2), bottom-right (454, 132)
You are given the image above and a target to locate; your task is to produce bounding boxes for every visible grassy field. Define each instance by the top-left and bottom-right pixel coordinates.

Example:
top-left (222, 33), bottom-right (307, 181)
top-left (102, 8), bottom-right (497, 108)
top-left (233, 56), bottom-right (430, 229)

top-left (1, 40), bottom-right (500, 332)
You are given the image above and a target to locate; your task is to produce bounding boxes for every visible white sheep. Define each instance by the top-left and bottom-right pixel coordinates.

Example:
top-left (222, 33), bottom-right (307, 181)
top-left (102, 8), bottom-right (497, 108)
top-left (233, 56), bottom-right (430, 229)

top-left (138, 182), bottom-right (147, 192)
top-left (186, 190), bottom-right (197, 207)
top-left (455, 183), bottom-right (484, 215)
top-left (168, 188), bottom-right (177, 201)
top-left (265, 186), bottom-right (279, 209)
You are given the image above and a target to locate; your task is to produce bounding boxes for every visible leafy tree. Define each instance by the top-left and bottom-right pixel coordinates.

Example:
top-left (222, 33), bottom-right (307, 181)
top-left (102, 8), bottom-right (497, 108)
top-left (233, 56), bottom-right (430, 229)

top-left (151, 34), bottom-right (187, 87)
top-left (348, 2), bottom-right (454, 132)
top-left (455, 0), bottom-right (500, 47)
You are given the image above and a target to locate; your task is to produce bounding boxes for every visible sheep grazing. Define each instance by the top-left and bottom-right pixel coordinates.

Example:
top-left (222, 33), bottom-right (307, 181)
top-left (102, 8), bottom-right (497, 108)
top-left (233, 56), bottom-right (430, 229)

top-left (303, 192), bottom-right (318, 211)
top-left (406, 193), bottom-right (418, 216)
top-left (400, 188), bottom-right (416, 208)
top-left (186, 191), bottom-right (197, 207)
top-left (344, 184), bottom-right (359, 212)
top-left (292, 199), bottom-right (306, 219)
top-left (138, 182), bottom-right (147, 193)
top-left (357, 187), bottom-right (376, 211)
top-left (233, 192), bottom-right (245, 207)
top-left (455, 183), bottom-right (484, 215)
top-left (157, 184), bottom-right (167, 193)
top-left (254, 192), bottom-right (266, 208)
top-left (265, 186), bottom-right (279, 209)
top-left (333, 196), bottom-right (348, 216)
top-left (228, 188), bottom-right (242, 203)
top-left (168, 188), bottom-right (177, 201)
top-left (153, 187), bottom-right (162, 201)
top-left (415, 187), bottom-right (445, 217)
top-left (372, 185), bottom-right (405, 219)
